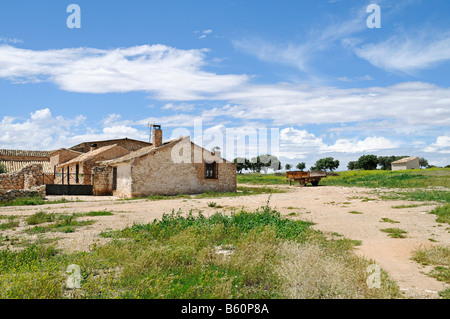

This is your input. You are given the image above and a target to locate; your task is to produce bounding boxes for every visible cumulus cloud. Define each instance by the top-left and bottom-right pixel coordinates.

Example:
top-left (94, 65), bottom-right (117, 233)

top-left (323, 136), bottom-right (399, 153)
top-left (0, 44), bottom-right (248, 100)
top-left (424, 135), bottom-right (450, 154)
top-left (279, 127), bottom-right (398, 154)
top-left (0, 108), bottom-right (85, 150)
top-left (0, 108), bottom-right (148, 150)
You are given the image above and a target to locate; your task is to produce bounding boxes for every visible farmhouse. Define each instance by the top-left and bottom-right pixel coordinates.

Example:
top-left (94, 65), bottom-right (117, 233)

top-left (1, 127), bottom-right (237, 198)
top-left (93, 126), bottom-right (236, 197)
top-left (391, 156), bottom-right (420, 171)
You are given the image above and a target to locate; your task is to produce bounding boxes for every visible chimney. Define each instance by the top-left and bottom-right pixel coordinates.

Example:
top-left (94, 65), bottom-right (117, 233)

top-left (212, 146), bottom-right (221, 158)
top-left (152, 125), bottom-right (162, 147)
top-left (90, 143), bottom-right (98, 152)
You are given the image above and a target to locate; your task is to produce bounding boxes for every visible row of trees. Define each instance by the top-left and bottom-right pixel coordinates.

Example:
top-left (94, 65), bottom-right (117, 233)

top-left (234, 155), bottom-right (341, 173)
top-left (234, 154), bottom-right (447, 173)
top-left (347, 155), bottom-right (430, 170)
top-left (285, 157), bottom-right (340, 172)
top-left (233, 155), bottom-right (281, 173)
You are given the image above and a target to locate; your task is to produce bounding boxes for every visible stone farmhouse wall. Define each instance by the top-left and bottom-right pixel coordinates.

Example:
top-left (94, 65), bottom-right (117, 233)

top-left (102, 139), bottom-right (237, 198)
top-left (0, 186), bottom-right (46, 202)
top-left (0, 164), bottom-right (45, 190)
top-left (92, 166), bottom-right (114, 196)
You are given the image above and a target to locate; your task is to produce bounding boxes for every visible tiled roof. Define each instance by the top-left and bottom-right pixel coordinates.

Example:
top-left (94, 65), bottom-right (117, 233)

top-left (391, 156), bottom-right (419, 164)
top-left (0, 160), bottom-right (53, 173)
top-left (100, 136), bottom-right (187, 165)
top-left (0, 149), bottom-right (50, 157)
top-left (58, 144), bottom-right (121, 166)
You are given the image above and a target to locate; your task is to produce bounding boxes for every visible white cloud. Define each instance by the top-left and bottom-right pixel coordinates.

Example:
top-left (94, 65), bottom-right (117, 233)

top-left (280, 127), bottom-right (326, 148)
top-left (232, 14), bottom-right (365, 72)
top-left (0, 44), bottom-right (248, 100)
top-left (337, 75), bottom-right (374, 82)
top-left (323, 136), bottom-right (399, 153)
top-left (279, 127), bottom-right (398, 155)
top-left (353, 33), bottom-right (450, 74)
top-left (0, 37), bottom-right (23, 44)
top-left (424, 135), bottom-right (450, 154)
top-left (0, 108), bottom-right (150, 150)
top-left (0, 108), bottom-right (85, 150)
top-left (216, 81), bottom-right (450, 129)
top-left (162, 103), bottom-right (196, 112)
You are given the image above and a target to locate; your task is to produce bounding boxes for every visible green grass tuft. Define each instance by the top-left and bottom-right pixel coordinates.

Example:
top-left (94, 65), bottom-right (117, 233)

top-left (428, 204), bottom-right (450, 225)
top-left (380, 228), bottom-right (408, 238)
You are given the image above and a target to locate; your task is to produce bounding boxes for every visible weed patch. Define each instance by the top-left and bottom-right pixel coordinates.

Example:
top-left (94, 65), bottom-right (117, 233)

top-left (428, 204), bottom-right (450, 225)
top-left (380, 228), bottom-right (408, 238)
top-left (412, 245), bottom-right (449, 295)
top-left (380, 218), bottom-right (400, 224)
top-left (0, 206), bottom-right (401, 299)
top-left (348, 211), bottom-right (363, 215)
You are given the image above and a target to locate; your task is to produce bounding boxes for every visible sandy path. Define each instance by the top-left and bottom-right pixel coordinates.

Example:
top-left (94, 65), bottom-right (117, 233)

top-left (0, 185), bottom-right (448, 298)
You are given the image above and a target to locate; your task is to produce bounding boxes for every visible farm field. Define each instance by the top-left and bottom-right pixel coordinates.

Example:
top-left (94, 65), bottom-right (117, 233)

top-left (0, 169), bottom-right (448, 299)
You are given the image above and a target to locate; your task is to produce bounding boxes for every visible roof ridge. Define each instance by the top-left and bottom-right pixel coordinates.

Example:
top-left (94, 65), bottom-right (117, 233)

top-left (100, 135), bottom-right (189, 165)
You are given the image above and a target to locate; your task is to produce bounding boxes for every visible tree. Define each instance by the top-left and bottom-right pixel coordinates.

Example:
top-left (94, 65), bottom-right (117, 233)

top-left (259, 154), bottom-right (281, 173)
top-left (249, 156), bottom-right (262, 173)
top-left (0, 163), bottom-right (6, 174)
top-left (347, 161), bottom-right (359, 170)
top-left (233, 157), bottom-right (248, 174)
top-left (419, 157), bottom-right (429, 169)
top-left (358, 154), bottom-right (378, 170)
top-left (296, 162), bottom-right (306, 171)
top-left (285, 164), bottom-right (292, 171)
top-left (377, 156), bottom-right (391, 170)
top-left (314, 157), bottom-right (339, 172)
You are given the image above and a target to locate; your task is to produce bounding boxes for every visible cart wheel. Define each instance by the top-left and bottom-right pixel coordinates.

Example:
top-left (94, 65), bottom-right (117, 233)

top-left (311, 181), bottom-right (319, 186)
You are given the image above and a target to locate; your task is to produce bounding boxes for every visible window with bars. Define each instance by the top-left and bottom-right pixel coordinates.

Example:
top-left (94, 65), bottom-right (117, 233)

top-left (205, 162), bottom-right (218, 179)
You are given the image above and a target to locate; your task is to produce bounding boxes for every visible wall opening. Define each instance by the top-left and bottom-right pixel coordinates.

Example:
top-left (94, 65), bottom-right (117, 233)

top-left (112, 167), bottom-right (117, 191)
top-left (205, 162), bottom-right (218, 179)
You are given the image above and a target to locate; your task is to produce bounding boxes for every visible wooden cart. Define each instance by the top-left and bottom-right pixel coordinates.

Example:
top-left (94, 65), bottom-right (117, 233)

top-left (286, 170), bottom-right (326, 186)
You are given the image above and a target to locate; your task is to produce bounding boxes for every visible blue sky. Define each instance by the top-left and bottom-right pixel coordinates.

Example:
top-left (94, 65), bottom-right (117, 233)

top-left (0, 0), bottom-right (449, 169)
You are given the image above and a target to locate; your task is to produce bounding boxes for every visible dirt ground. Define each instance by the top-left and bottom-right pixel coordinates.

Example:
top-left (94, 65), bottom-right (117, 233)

top-left (0, 184), bottom-right (448, 299)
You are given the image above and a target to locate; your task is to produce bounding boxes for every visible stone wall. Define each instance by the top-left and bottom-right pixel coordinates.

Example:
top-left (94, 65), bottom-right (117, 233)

top-left (0, 164), bottom-right (44, 190)
top-left (129, 140), bottom-right (236, 197)
top-left (49, 149), bottom-right (81, 168)
top-left (92, 166), bottom-right (113, 196)
top-left (91, 138), bottom-right (237, 198)
top-left (0, 185), bottom-right (46, 202)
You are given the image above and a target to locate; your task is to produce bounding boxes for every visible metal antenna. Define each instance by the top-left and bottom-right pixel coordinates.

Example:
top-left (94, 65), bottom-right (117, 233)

top-left (147, 122), bottom-right (155, 143)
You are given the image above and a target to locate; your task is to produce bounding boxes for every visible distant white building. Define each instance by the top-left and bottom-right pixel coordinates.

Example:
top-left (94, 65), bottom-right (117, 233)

top-left (391, 157), bottom-right (420, 171)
